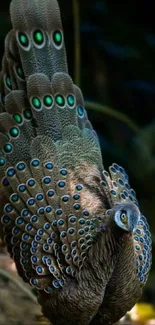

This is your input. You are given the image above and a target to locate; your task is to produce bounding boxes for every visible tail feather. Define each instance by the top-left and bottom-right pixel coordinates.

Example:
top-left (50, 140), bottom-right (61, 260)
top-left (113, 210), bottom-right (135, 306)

top-left (0, 0), bottom-right (104, 293)
top-left (10, 0), bottom-right (68, 79)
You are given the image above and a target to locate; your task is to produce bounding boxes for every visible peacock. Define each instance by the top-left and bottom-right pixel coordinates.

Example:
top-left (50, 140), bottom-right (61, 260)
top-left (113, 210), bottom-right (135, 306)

top-left (0, 0), bottom-right (152, 324)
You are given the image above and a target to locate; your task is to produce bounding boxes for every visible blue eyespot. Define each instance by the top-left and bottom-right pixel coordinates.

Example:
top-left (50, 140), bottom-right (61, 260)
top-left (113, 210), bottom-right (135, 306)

top-left (45, 162), bottom-right (53, 169)
top-left (53, 280), bottom-right (59, 288)
top-left (83, 210), bottom-right (89, 217)
top-left (62, 195), bottom-right (69, 202)
top-left (36, 193), bottom-right (43, 201)
top-left (56, 209), bottom-right (62, 215)
top-left (36, 266), bottom-right (43, 274)
top-left (111, 190), bottom-right (116, 196)
top-left (79, 218), bottom-right (85, 225)
top-left (1, 215), bottom-right (10, 224)
top-left (16, 162), bottom-right (25, 171)
top-left (44, 223), bottom-right (50, 230)
top-left (26, 224), bottom-right (33, 231)
top-left (16, 217), bottom-right (24, 225)
top-left (43, 176), bottom-right (51, 184)
top-left (4, 204), bottom-right (13, 213)
top-left (2, 177), bottom-right (9, 186)
top-left (27, 198), bottom-right (35, 206)
top-left (68, 227), bottom-right (74, 234)
top-left (38, 207), bottom-right (44, 215)
top-left (60, 231), bottom-right (67, 238)
top-left (18, 184), bottom-right (26, 192)
top-left (58, 219), bottom-right (64, 226)
top-left (22, 209), bottom-right (29, 217)
top-left (60, 169), bottom-right (67, 176)
top-left (77, 106), bottom-right (84, 117)
top-left (31, 159), bottom-right (40, 167)
top-left (27, 178), bottom-right (35, 187)
top-left (74, 203), bottom-right (80, 210)
top-left (58, 181), bottom-right (65, 188)
top-left (69, 216), bottom-right (76, 223)
top-left (47, 190), bottom-right (55, 197)
top-left (73, 194), bottom-right (80, 200)
top-left (11, 194), bottom-right (19, 202)
top-left (7, 168), bottom-right (15, 177)
top-left (76, 184), bottom-right (83, 191)
top-left (45, 206), bottom-right (52, 213)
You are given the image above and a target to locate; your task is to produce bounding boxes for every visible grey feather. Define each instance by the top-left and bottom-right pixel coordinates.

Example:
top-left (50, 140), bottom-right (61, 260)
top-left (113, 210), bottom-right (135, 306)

top-left (0, 0), bottom-right (152, 324)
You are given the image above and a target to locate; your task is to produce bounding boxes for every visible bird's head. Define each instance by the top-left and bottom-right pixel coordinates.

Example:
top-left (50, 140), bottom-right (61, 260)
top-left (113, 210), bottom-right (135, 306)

top-left (107, 202), bottom-right (140, 234)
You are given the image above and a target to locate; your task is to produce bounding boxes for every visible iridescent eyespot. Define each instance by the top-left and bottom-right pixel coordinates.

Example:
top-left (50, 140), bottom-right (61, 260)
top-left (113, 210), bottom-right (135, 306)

top-left (24, 109), bottom-right (32, 120)
top-left (76, 184), bottom-right (83, 191)
top-left (58, 181), bottom-right (65, 188)
top-left (47, 190), bottom-right (55, 197)
top-left (7, 168), bottom-right (15, 177)
top-left (5, 74), bottom-right (12, 89)
top-left (11, 193), bottom-right (19, 202)
top-left (10, 127), bottom-right (19, 138)
top-left (43, 95), bottom-right (53, 108)
top-left (31, 159), bottom-right (40, 167)
top-left (31, 97), bottom-right (42, 110)
top-left (3, 143), bottom-right (13, 153)
top-left (60, 169), bottom-right (67, 176)
top-left (13, 113), bottom-right (23, 125)
top-left (45, 162), bottom-right (53, 169)
top-left (0, 158), bottom-right (5, 167)
top-left (18, 32), bottom-right (29, 49)
top-left (27, 179), bottom-right (35, 187)
top-left (77, 106), bottom-right (84, 118)
top-left (16, 66), bottom-right (24, 79)
top-left (55, 95), bottom-right (65, 107)
top-left (67, 95), bottom-right (75, 108)
top-left (120, 212), bottom-right (128, 224)
top-left (33, 30), bottom-right (45, 47)
top-left (18, 184), bottom-right (26, 192)
top-left (53, 30), bottom-right (63, 47)
top-left (16, 162), bottom-right (25, 171)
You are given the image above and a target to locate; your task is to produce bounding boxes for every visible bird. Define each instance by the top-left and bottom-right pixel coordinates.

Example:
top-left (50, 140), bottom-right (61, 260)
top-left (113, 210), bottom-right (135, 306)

top-left (0, 0), bottom-right (152, 324)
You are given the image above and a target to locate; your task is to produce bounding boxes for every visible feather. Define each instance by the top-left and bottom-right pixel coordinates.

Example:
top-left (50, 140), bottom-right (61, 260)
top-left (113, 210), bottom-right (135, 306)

top-left (0, 0), bottom-right (151, 324)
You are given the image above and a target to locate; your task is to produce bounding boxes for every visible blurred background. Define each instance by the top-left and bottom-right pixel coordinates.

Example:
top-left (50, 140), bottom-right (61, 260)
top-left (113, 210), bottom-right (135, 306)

top-left (0, 0), bottom-right (155, 324)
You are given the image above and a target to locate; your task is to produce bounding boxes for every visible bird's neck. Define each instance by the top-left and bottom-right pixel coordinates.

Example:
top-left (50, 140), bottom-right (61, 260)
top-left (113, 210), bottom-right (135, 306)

top-left (82, 221), bottom-right (128, 291)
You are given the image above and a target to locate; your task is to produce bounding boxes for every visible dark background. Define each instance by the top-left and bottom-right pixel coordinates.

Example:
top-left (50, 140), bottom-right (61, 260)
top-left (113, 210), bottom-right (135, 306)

top-left (0, 0), bottom-right (155, 299)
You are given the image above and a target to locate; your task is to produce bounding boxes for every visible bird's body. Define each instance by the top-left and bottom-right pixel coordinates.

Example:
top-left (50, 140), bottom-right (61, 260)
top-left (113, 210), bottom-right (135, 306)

top-left (0, 0), bottom-right (152, 324)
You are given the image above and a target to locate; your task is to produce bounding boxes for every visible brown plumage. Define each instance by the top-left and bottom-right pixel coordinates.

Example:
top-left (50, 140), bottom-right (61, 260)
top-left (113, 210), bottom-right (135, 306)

top-left (0, 0), bottom-right (152, 324)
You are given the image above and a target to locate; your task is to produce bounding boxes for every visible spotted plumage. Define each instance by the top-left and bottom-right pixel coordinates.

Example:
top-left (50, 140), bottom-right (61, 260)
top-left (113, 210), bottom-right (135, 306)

top-left (0, 0), bottom-right (152, 324)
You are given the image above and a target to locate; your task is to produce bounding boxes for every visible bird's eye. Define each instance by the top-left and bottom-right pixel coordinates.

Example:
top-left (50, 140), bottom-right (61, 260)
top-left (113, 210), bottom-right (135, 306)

top-left (120, 212), bottom-right (128, 224)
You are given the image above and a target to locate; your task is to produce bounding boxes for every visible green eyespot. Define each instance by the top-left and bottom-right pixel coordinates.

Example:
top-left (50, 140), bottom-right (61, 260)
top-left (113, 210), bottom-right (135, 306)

top-left (16, 66), bottom-right (24, 79)
top-left (0, 158), bottom-right (5, 166)
top-left (18, 32), bottom-right (29, 48)
top-left (31, 97), bottom-right (42, 110)
top-left (3, 143), bottom-right (13, 153)
top-left (55, 95), bottom-right (65, 107)
top-left (53, 30), bottom-right (63, 47)
top-left (5, 75), bottom-right (12, 89)
top-left (33, 30), bottom-right (44, 46)
top-left (67, 95), bottom-right (75, 108)
top-left (13, 113), bottom-right (23, 125)
top-left (43, 95), bottom-right (53, 108)
top-left (24, 109), bottom-right (32, 120)
top-left (10, 127), bottom-right (19, 138)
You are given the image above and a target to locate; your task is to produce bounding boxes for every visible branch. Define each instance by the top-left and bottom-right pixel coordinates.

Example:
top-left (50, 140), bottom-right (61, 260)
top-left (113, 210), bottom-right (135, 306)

top-left (85, 101), bottom-right (140, 133)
